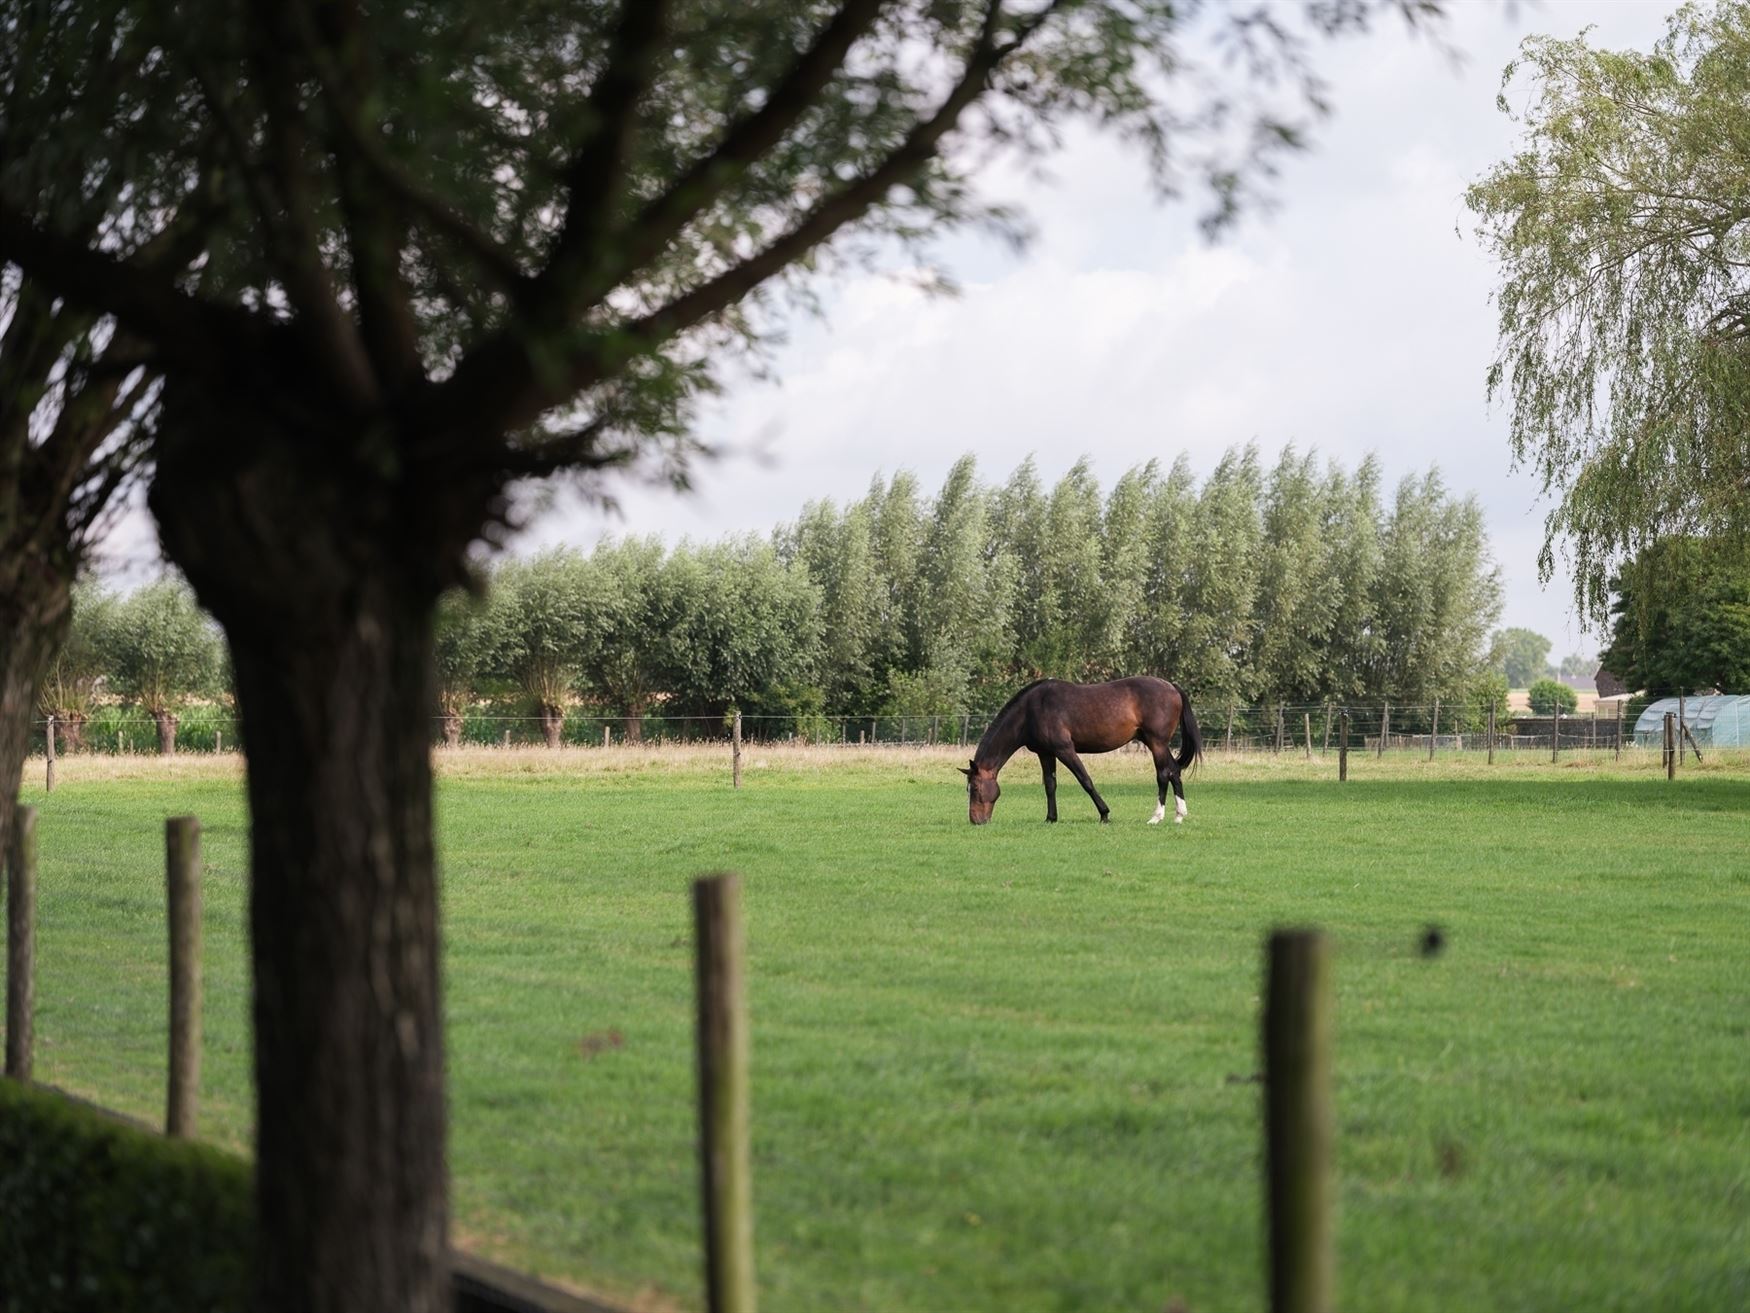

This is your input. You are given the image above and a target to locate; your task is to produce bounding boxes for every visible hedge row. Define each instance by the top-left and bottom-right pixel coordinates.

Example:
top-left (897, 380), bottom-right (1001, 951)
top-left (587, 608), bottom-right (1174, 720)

top-left (0, 1080), bottom-right (251, 1312)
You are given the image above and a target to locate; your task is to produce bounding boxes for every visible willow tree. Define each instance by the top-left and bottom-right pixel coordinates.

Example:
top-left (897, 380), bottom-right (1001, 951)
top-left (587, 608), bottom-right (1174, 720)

top-left (0, 2), bottom-right (1443, 1306)
top-left (1468, 3), bottom-right (1750, 622)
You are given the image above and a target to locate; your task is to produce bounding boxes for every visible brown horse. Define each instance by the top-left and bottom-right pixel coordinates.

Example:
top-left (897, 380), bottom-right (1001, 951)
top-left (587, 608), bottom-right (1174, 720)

top-left (960, 677), bottom-right (1201, 825)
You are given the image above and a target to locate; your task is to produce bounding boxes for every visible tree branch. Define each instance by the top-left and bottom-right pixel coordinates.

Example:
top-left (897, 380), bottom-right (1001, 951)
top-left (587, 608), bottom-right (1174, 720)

top-left (252, 6), bottom-right (379, 403)
top-left (578, 0), bottom-right (1034, 389)
top-left (0, 201), bottom-right (273, 378)
top-left (538, 0), bottom-right (673, 299)
top-left (577, 0), bottom-right (890, 306)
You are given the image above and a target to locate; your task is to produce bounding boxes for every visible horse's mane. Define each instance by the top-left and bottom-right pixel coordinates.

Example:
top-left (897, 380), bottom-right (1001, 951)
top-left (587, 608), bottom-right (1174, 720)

top-left (990, 678), bottom-right (1052, 721)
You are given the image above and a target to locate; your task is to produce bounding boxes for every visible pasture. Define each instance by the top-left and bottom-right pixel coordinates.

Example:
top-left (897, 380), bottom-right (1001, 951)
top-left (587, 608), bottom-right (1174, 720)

top-left (8, 747), bottom-right (1747, 1312)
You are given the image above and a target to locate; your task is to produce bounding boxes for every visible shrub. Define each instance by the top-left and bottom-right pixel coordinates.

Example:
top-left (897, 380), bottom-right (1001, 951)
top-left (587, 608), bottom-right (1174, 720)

top-left (0, 1081), bottom-right (252, 1311)
top-left (1527, 677), bottom-right (1579, 715)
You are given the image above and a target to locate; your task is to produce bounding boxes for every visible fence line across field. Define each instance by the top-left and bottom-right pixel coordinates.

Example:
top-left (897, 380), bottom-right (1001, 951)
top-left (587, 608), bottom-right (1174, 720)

top-left (21, 700), bottom-right (1687, 758)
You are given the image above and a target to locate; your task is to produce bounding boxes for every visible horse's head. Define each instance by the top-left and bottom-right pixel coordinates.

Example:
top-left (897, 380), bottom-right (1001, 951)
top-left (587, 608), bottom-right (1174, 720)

top-left (960, 761), bottom-right (1000, 825)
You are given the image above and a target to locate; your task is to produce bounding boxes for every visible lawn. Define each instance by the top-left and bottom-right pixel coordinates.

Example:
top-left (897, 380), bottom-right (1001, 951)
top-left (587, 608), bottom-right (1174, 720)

top-left (7, 746), bottom-right (1748, 1312)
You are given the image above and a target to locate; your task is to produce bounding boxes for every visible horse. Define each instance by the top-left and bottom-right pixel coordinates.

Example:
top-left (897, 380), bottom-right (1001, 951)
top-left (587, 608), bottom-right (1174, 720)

top-left (959, 676), bottom-right (1201, 825)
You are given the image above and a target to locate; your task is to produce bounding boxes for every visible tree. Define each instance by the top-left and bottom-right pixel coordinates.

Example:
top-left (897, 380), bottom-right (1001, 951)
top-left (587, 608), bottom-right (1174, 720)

top-left (103, 578), bottom-right (223, 754)
top-left (1599, 537), bottom-right (1750, 694)
top-left (582, 537), bottom-right (671, 740)
top-left (1527, 677), bottom-right (1578, 716)
top-left (1488, 627), bottom-right (1553, 690)
top-left (486, 552), bottom-right (599, 746)
top-left (433, 588), bottom-right (492, 747)
top-left (0, 3), bottom-right (1447, 1303)
top-left (1467, 3), bottom-right (1750, 621)
top-left (1557, 651), bottom-right (1594, 680)
top-left (36, 580), bottom-right (119, 752)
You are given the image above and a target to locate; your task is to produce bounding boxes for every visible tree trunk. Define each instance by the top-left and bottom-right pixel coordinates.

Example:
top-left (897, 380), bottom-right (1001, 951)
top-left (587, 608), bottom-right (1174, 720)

top-left (222, 591), bottom-right (447, 1312)
top-left (623, 700), bottom-right (645, 744)
top-left (58, 711), bottom-right (87, 752)
top-left (538, 704), bottom-right (564, 748)
top-left (154, 709), bottom-right (179, 756)
top-left (149, 382), bottom-right (466, 1313)
top-left (0, 586), bottom-right (68, 890)
top-left (440, 711), bottom-right (462, 748)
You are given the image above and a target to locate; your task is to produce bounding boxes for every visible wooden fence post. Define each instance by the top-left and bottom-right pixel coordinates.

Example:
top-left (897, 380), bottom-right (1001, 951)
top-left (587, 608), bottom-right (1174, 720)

top-left (1338, 714), bottom-right (1349, 783)
top-left (1551, 708), bottom-right (1561, 764)
top-left (1429, 698), bottom-right (1439, 762)
top-left (1303, 713), bottom-right (1313, 761)
top-left (44, 715), bottom-right (55, 793)
top-left (1264, 929), bottom-right (1334, 1313)
top-left (732, 711), bottom-right (743, 791)
top-left (6, 806), bottom-right (37, 1081)
top-left (503, 728), bottom-right (511, 747)
top-left (1486, 705), bottom-right (1495, 766)
top-left (1377, 703), bottom-right (1388, 758)
top-left (694, 874), bottom-right (756, 1313)
top-left (1615, 702), bottom-right (1623, 763)
top-left (1664, 711), bottom-right (1676, 779)
top-left (857, 730), bottom-right (865, 745)
top-left (166, 817), bottom-right (202, 1137)
top-left (1226, 704), bottom-right (1235, 754)
top-left (215, 726), bottom-right (223, 754)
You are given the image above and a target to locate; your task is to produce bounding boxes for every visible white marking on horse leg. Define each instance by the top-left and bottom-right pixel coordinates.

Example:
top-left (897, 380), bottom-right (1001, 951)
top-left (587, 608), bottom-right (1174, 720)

top-left (1150, 801), bottom-right (1166, 825)
top-left (1175, 796), bottom-right (1187, 823)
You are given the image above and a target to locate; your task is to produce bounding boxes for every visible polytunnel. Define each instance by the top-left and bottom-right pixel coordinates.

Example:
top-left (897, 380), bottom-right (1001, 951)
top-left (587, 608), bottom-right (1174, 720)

top-left (1633, 695), bottom-right (1750, 748)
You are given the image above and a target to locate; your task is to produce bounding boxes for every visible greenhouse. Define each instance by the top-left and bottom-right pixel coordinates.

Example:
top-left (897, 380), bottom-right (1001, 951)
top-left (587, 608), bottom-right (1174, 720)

top-left (1633, 695), bottom-right (1750, 749)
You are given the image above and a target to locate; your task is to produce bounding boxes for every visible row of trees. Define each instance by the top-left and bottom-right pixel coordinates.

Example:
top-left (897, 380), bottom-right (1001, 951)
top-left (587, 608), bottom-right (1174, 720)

top-left (39, 581), bottom-right (222, 754)
top-left (51, 447), bottom-right (1507, 750)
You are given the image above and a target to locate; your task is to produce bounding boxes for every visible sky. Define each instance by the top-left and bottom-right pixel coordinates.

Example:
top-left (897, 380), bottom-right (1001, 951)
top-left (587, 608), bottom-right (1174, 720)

top-left (103, 1), bottom-right (1682, 659)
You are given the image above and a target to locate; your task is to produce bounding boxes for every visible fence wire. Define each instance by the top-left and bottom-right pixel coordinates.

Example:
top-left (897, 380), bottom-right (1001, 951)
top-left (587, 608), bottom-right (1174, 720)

top-left (25, 700), bottom-right (1660, 756)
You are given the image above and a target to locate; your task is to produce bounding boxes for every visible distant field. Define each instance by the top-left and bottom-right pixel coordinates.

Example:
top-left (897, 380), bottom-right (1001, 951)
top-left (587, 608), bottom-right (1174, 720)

top-left (8, 746), bottom-right (1748, 1312)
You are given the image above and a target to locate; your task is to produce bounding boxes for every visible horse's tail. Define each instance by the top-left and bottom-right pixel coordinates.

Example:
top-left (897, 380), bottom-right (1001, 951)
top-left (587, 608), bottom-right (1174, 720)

top-left (1172, 683), bottom-right (1202, 774)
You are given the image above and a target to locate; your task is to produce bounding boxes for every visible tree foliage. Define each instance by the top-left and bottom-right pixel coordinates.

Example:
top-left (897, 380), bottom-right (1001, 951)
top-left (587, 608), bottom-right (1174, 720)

top-left (1527, 677), bottom-right (1578, 716)
top-left (1487, 626), bottom-right (1553, 689)
top-left (1467, 2), bottom-right (1750, 620)
top-left (1599, 536), bottom-right (1750, 694)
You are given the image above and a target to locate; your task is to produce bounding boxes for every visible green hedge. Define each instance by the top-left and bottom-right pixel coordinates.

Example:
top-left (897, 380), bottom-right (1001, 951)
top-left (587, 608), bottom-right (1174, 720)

top-left (0, 1080), bottom-right (251, 1312)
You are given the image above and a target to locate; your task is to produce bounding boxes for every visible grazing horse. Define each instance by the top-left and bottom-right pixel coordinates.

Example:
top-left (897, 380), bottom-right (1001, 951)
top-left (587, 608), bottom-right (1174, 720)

top-left (960, 677), bottom-right (1201, 825)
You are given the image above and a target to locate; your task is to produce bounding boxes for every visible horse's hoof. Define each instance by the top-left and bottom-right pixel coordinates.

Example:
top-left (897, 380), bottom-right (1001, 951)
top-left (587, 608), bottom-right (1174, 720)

top-left (1148, 816), bottom-right (1162, 826)
top-left (1099, 814), bottom-right (1110, 825)
top-left (1173, 815), bottom-right (1183, 825)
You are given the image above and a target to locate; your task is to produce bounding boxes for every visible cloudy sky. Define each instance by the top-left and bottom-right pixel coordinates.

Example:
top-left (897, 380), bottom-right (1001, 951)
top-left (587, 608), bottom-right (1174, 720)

top-left (518, 0), bottom-right (1679, 661)
top-left (99, 1), bottom-right (1679, 659)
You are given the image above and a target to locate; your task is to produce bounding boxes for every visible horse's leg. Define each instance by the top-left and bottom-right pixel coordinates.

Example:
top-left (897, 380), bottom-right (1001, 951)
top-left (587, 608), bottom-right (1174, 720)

top-left (1147, 739), bottom-right (1175, 825)
top-left (1039, 751), bottom-right (1058, 822)
top-left (1054, 746), bottom-right (1110, 822)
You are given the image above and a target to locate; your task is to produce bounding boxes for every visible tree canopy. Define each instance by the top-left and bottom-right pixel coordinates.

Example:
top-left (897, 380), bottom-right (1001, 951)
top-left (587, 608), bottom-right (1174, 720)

top-left (1467, 2), bottom-right (1750, 622)
top-left (1599, 536), bottom-right (1750, 695)
top-left (1487, 626), bottom-right (1552, 689)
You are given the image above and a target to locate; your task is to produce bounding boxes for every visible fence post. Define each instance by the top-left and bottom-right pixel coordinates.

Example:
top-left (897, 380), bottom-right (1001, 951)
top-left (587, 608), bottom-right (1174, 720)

top-left (1677, 694), bottom-right (1687, 763)
top-left (503, 728), bottom-right (511, 748)
top-left (166, 817), bottom-right (202, 1138)
top-left (1264, 929), bottom-right (1333, 1313)
top-left (1615, 702), bottom-right (1622, 763)
top-left (960, 714), bottom-right (968, 747)
top-left (1275, 706), bottom-right (1286, 755)
top-left (857, 730), bottom-right (865, 745)
top-left (1486, 705), bottom-right (1495, 766)
top-left (732, 711), bottom-right (743, 791)
top-left (215, 726), bottom-right (223, 755)
top-left (694, 874), bottom-right (756, 1313)
top-left (44, 715), bottom-right (55, 793)
top-left (1551, 708), bottom-right (1561, 764)
top-left (1429, 698), bottom-right (1439, 762)
top-left (1338, 714), bottom-right (1349, 783)
top-left (1226, 704), bottom-right (1235, 754)
top-left (5, 806), bottom-right (37, 1081)
top-left (1377, 703), bottom-right (1388, 758)
top-left (1664, 711), bottom-right (1675, 779)
top-left (1303, 713), bottom-right (1313, 761)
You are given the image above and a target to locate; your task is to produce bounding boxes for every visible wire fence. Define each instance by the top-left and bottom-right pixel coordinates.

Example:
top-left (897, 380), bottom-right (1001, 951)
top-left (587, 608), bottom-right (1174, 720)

top-left (25, 699), bottom-right (1666, 757)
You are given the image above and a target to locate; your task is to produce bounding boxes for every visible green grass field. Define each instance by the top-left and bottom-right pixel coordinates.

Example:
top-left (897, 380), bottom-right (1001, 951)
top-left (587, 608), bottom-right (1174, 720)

top-left (7, 746), bottom-right (1748, 1312)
